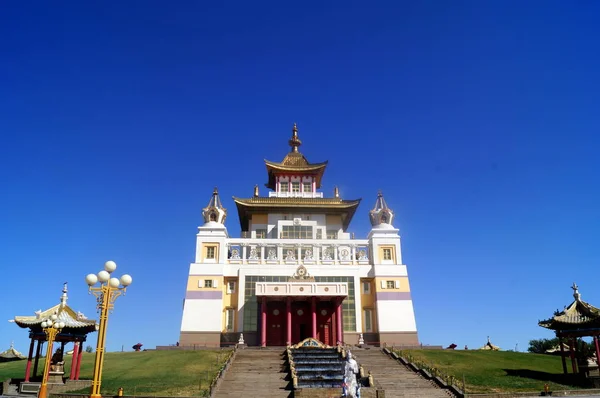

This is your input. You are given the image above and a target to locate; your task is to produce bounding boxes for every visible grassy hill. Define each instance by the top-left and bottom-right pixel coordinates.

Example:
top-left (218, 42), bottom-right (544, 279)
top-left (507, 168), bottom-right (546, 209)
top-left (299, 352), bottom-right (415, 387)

top-left (0, 350), bottom-right (231, 397)
top-left (401, 349), bottom-right (584, 394)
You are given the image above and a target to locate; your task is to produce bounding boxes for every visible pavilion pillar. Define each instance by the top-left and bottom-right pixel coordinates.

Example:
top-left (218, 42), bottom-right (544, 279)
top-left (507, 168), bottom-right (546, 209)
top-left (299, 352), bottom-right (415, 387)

top-left (24, 337), bottom-right (35, 381)
top-left (595, 336), bottom-right (600, 376)
top-left (32, 340), bottom-right (42, 379)
top-left (75, 343), bottom-right (83, 380)
top-left (286, 297), bottom-right (292, 346)
top-left (311, 297), bottom-right (317, 339)
top-left (69, 342), bottom-right (80, 380)
top-left (331, 309), bottom-right (337, 346)
top-left (558, 336), bottom-right (568, 374)
top-left (336, 298), bottom-right (343, 344)
top-left (569, 338), bottom-right (577, 374)
top-left (261, 297), bottom-right (267, 347)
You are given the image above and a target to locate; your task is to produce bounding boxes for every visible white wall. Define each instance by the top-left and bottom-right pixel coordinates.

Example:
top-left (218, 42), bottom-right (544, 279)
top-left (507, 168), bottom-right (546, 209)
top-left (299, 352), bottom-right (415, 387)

top-left (376, 300), bottom-right (417, 332)
top-left (181, 299), bottom-right (223, 332)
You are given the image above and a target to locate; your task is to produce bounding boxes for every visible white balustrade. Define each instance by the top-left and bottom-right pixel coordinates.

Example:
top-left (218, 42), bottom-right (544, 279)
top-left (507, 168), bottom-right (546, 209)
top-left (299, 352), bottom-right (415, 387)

top-left (226, 238), bottom-right (370, 265)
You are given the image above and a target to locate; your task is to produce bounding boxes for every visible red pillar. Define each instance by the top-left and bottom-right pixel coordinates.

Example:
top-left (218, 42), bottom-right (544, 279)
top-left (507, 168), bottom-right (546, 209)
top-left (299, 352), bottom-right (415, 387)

top-left (75, 343), bottom-right (83, 380)
top-left (331, 310), bottom-right (337, 346)
top-left (311, 297), bottom-right (317, 339)
top-left (336, 299), bottom-right (343, 344)
top-left (69, 342), bottom-right (80, 380)
top-left (559, 336), bottom-right (568, 374)
top-left (32, 340), bottom-right (42, 379)
top-left (594, 336), bottom-right (600, 376)
top-left (286, 297), bottom-right (292, 346)
top-left (24, 337), bottom-right (35, 381)
top-left (261, 297), bottom-right (267, 347)
top-left (569, 338), bottom-right (577, 374)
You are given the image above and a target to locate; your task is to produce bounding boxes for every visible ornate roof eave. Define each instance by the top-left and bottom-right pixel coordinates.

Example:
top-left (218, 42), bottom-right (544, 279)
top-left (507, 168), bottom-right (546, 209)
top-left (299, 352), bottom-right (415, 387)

top-left (13, 303), bottom-right (97, 333)
top-left (264, 159), bottom-right (328, 190)
top-left (233, 197), bottom-right (361, 231)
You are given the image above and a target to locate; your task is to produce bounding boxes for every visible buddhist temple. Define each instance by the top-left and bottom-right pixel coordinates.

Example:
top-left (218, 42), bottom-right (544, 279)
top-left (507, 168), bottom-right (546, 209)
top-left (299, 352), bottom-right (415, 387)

top-left (539, 283), bottom-right (600, 375)
top-left (11, 283), bottom-right (97, 382)
top-left (179, 124), bottom-right (419, 347)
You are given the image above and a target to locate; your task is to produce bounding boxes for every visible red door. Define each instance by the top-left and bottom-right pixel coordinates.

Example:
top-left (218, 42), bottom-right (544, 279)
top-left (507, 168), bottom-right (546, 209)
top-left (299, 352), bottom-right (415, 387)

top-left (267, 301), bottom-right (285, 346)
top-left (292, 301), bottom-right (310, 344)
top-left (317, 301), bottom-right (334, 345)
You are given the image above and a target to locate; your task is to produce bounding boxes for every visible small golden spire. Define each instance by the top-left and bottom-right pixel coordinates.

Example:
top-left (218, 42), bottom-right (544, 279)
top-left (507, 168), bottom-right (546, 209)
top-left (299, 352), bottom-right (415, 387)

top-left (288, 122), bottom-right (302, 153)
top-left (334, 186), bottom-right (340, 198)
top-left (253, 184), bottom-right (259, 197)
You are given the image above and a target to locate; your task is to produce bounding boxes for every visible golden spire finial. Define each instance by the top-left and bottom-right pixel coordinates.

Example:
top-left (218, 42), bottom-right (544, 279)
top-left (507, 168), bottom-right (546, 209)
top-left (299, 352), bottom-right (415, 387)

top-left (288, 122), bottom-right (302, 153)
top-left (334, 186), bottom-right (340, 198)
top-left (253, 184), bottom-right (259, 197)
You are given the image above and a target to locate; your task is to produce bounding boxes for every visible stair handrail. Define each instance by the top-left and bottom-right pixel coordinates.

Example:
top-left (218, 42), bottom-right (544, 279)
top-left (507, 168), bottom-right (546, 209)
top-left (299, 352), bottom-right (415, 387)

top-left (392, 348), bottom-right (465, 395)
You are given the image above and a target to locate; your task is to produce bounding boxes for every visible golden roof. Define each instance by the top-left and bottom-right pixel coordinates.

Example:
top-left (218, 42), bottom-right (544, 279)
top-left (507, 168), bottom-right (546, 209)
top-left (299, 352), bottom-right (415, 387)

top-left (264, 124), bottom-right (328, 189)
top-left (233, 196), bottom-right (361, 231)
top-left (13, 284), bottom-right (97, 334)
top-left (539, 283), bottom-right (600, 330)
top-left (14, 303), bottom-right (97, 332)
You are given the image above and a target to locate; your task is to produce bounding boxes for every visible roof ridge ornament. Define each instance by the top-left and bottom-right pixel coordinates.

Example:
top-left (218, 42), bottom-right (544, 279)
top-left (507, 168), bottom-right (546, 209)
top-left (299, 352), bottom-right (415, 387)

top-left (60, 282), bottom-right (68, 307)
top-left (289, 123), bottom-right (302, 153)
top-left (572, 282), bottom-right (581, 301)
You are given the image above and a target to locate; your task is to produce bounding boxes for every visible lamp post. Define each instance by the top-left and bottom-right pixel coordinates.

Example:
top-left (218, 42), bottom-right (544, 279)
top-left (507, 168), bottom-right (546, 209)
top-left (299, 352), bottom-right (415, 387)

top-left (85, 261), bottom-right (132, 398)
top-left (38, 312), bottom-right (65, 398)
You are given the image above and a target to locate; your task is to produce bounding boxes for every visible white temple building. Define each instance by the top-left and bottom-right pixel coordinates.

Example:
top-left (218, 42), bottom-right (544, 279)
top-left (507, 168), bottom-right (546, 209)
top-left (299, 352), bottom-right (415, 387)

top-left (179, 124), bottom-right (419, 347)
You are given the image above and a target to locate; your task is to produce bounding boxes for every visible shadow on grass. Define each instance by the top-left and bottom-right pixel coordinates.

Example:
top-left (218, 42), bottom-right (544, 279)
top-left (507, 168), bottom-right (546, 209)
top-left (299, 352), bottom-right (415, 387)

top-left (503, 369), bottom-right (588, 388)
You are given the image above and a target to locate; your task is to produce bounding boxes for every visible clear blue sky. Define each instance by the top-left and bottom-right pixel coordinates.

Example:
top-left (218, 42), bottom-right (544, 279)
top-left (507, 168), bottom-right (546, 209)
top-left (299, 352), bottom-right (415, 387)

top-left (1, 1), bottom-right (599, 354)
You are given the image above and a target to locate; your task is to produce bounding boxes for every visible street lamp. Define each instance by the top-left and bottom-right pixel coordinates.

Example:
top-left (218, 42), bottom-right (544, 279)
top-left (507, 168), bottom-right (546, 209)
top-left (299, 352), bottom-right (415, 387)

top-left (85, 261), bottom-right (132, 398)
top-left (38, 312), bottom-right (65, 398)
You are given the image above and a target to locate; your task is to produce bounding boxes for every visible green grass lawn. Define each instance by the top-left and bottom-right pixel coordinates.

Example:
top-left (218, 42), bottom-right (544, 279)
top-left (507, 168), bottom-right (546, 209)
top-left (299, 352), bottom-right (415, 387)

top-left (399, 349), bottom-right (585, 394)
top-left (0, 350), bottom-right (231, 397)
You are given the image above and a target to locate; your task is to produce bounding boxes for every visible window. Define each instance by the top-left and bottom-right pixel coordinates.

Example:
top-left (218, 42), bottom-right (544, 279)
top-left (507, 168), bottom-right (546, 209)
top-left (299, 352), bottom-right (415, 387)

top-left (255, 229), bottom-right (267, 239)
top-left (281, 225), bottom-right (313, 239)
top-left (227, 281), bottom-right (236, 294)
top-left (326, 230), bottom-right (337, 240)
top-left (280, 182), bottom-right (289, 192)
top-left (204, 280), bottom-right (213, 288)
top-left (291, 182), bottom-right (300, 192)
top-left (364, 309), bottom-right (373, 333)
top-left (316, 229), bottom-right (323, 239)
top-left (386, 280), bottom-right (395, 289)
top-left (303, 182), bottom-right (312, 192)
top-left (383, 248), bottom-right (392, 261)
top-left (226, 308), bottom-right (235, 332)
top-left (362, 282), bottom-right (371, 294)
top-left (206, 246), bottom-right (216, 259)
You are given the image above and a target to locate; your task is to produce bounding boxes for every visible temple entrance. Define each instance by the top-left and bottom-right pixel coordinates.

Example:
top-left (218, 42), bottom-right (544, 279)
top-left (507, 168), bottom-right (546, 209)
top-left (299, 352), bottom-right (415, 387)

top-left (261, 295), bottom-right (343, 347)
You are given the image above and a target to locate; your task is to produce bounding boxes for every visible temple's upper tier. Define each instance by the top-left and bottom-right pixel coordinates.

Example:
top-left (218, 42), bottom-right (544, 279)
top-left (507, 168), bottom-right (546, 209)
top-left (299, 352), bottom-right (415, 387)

top-left (264, 124), bottom-right (328, 193)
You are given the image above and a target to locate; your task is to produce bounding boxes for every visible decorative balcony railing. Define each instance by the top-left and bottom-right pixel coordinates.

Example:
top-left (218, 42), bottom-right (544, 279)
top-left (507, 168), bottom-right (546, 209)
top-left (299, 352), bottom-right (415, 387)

top-left (226, 238), bottom-right (370, 265)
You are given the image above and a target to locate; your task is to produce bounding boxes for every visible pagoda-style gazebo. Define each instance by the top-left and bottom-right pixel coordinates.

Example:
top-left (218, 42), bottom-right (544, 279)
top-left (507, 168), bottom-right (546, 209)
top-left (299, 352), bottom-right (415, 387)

top-left (539, 283), bottom-right (600, 375)
top-left (0, 342), bottom-right (26, 362)
top-left (11, 283), bottom-right (97, 382)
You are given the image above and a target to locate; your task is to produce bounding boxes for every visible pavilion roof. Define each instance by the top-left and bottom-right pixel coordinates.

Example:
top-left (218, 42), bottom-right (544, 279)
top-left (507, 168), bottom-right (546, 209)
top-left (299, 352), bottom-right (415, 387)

top-left (233, 196), bottom-right (361, 231)
top-left (479, 336), bottom-right (500, 351)
top-left (539, 283), bottom-right (600, 331)
top-left (11, 283), bottom-right (98, 335)
top-left (0, 342), bottom-right (26, 361)
top-left (263, 124), bottom-right (328, 190)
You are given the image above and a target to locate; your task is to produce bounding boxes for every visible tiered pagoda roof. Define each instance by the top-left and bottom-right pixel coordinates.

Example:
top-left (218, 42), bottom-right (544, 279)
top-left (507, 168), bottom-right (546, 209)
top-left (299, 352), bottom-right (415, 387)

top-left (234, 123), bottom-right (361, 231)
top-left (539, 283), bottom-right (600, 332)
top-left (263, 123), bottom-right (328, 190)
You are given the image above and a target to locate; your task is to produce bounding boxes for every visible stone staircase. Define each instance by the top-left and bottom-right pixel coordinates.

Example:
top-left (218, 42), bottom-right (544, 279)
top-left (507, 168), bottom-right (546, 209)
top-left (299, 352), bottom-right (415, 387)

top-left (352, 348), bottom-right (454, 398)
top-left (212, 348), bottom-right (292, 398)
